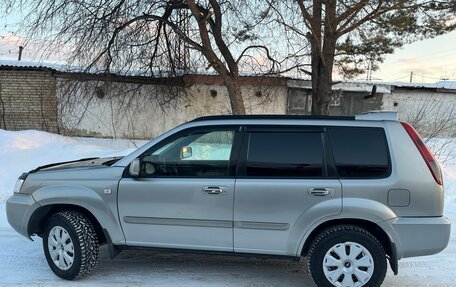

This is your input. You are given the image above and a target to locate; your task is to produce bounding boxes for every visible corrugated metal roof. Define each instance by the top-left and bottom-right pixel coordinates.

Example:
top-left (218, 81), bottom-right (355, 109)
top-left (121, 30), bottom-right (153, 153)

top-left (333, 82), bottom-right (391, 94)
top-left (0, 59), bottom-right (262, 77)
top-left (0, 59), bottom-right (61, 71)
top-left (1, 59), bottom-right (455, 91)
top-left (341, 79), bottom-right (456, 91)
top-left (388, 81), bottom-right (456, 90)
top-left (288, 79), bottom-right (391, 94)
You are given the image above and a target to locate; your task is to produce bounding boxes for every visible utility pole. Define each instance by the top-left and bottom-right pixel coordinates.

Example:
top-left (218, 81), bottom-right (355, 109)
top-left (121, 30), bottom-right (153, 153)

top-left (409, 71), bottom-right (414, 83)
top-left (18, 46), bottom-right (23, 61)
top-left (366, 60), bottom-right (372, 81)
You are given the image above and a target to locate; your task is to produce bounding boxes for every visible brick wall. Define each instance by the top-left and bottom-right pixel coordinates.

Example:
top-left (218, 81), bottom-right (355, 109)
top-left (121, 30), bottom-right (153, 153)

top-left (0, 69), bottom-right (58, 132)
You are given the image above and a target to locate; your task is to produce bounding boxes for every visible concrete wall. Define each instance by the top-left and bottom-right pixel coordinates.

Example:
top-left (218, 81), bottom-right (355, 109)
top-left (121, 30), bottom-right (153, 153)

top-left (58, 79), bottom-right (287, 139)
top-left (382, 89), bottom-right (456, 137)
top-left (0, 70), bottom-right (58, 132)
top-left (0, 67), bottom-right (453, 139)
top-left (59, 78), bottom-right (454, 139)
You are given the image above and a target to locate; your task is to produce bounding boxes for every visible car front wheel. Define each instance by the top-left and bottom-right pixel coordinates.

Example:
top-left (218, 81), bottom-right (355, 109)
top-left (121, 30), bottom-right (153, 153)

top-left (308, 225), bottom-right (387, 287)
top-left (43, 211), bottom-right (99, 280)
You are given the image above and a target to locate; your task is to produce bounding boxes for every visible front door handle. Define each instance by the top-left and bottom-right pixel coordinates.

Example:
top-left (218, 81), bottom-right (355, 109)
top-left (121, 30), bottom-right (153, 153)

top-left (308, 188), bottom-right (333, 196)
top-left (202, 186), bottom-right (226, 194)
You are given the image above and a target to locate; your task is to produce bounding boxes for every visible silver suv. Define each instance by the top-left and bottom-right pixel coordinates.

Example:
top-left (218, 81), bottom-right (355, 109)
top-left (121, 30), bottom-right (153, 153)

top-left (6, 112), bottom-right (451, 286)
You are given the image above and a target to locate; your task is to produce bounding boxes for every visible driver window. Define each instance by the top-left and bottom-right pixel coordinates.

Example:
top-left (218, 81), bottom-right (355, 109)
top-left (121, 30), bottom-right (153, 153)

top-left (141, 130), bottom-right (235, 177)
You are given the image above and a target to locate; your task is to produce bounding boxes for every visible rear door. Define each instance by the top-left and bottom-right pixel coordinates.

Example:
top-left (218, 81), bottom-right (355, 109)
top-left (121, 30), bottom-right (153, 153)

top-left (233, 125), bottom-right (342, 256)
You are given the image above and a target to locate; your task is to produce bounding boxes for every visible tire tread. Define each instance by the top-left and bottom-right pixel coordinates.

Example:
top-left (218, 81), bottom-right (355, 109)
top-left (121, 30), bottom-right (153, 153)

top-left (48, 211), bottom-right (99, 279)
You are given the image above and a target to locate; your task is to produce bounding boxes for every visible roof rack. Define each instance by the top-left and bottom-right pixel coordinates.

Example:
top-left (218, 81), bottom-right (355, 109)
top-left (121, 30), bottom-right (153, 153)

top-left (191, 111), bottom-right (397, 122)
top-left (191, 114), bottom-right (355, 122)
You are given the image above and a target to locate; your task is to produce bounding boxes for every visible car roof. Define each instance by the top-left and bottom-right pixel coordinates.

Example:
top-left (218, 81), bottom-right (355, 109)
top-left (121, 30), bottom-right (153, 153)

top-left (191, 111), bottom-right (397, 123)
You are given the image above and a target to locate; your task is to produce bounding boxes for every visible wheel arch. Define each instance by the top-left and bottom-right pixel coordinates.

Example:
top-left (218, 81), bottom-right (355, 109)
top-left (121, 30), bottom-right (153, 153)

top-left (29, 184), bottom-right (126, 245)
top-left (28, 204), bottom-right (106, 244)
top-left (299, 218), bottom-right (395, 270)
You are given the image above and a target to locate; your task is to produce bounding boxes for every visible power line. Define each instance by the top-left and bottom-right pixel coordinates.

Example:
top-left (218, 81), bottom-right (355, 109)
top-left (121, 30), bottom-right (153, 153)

top-left (387, 74), bottom-right (411, 82)
top-left (380, 49), bottom-right (456, 68)
top-left (379, 61), bottom-right (456, 72)
top-left (375, 62), bottom-right (456, 82)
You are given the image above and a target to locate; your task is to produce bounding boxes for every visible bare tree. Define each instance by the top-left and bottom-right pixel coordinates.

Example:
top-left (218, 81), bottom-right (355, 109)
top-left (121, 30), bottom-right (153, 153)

top-left (402, 94), bottom-right (456, 163)
top-left (0, 84), bottom-right (6, 129)
top-left (3, 0), bottom-right (290, 114)
top-left (56, 75), bottom-right (190, 139)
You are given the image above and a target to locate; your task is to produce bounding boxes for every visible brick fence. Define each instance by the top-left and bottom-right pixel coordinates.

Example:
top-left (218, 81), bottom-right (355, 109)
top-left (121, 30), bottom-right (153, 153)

top-left (0, 69), bottom-right (59, 133)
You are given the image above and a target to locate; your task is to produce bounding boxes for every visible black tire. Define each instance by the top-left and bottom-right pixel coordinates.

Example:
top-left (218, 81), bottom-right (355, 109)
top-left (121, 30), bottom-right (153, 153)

top-left (43, 211), bottom-right (99, 280)
top-left (308, 225), bottom-right (387, 287)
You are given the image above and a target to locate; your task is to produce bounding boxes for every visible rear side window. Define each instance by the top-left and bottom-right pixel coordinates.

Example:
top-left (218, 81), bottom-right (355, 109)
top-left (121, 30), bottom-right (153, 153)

top-left (328, 127), bottom-right (390, 178)
top-left (245, 132), bottom-right (324, 177)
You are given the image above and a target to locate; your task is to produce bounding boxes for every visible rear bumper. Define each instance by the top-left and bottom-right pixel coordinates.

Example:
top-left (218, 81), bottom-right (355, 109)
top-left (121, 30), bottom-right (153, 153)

top-left (6, 193), bottom-right (40, 239)
top-left (380, 216), bottom-right (451, 259)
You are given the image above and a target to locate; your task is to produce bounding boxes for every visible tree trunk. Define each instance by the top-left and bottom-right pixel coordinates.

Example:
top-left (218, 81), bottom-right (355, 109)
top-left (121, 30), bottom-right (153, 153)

top-left (310, 0), bottom-right (337, 116)
top-left (224, 76), bottom-right (246, 114)
top-left (310, 50), bottom-right (335, 115)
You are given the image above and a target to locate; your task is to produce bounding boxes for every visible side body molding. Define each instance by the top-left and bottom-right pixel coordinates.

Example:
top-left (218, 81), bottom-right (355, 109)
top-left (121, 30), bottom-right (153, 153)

top-left (31, 184), bottom-right (126, 244)
top-left (296, 198), bottom-right (398, 256)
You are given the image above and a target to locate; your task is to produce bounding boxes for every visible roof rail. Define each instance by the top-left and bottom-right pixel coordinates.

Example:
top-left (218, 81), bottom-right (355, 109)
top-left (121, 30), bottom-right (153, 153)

top-left (355, 111), bottom-right (398, 121)
top-left (191, 114), bottom-right (355, 122)
top-left (190, 112), bottom-right (397, 122)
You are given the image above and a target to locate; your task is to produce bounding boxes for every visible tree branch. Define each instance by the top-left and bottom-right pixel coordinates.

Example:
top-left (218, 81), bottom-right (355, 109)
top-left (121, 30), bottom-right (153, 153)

top-left (335, 0), bottom-right (369, 26)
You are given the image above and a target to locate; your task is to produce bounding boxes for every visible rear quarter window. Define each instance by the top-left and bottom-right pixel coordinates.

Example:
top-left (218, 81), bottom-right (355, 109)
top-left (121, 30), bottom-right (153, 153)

top-left (327, 127), bottom-right (390, 178)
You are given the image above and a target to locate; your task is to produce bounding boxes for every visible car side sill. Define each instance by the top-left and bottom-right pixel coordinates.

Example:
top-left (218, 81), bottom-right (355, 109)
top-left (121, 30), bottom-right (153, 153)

top-left (113, 245), bottom-right (301, 262)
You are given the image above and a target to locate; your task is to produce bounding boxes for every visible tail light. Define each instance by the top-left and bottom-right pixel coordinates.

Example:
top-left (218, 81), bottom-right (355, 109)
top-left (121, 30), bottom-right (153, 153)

top-left (401, 122), bottom-right (443, 185)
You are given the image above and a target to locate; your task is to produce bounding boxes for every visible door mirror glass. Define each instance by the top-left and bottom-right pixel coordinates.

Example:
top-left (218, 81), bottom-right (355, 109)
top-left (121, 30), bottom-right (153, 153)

top-left (144, 162), bottom-right (156, 175)
top-left (180, 146), bottom-right (192, 159)
top-left (129, 158), bottom-right (141, 177)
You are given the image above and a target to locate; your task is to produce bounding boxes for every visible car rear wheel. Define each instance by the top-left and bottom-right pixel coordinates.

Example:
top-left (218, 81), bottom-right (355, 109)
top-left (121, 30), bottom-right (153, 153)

top-left (308, 225), bottom-right (387, 287)
top-left (43, 211), bottom-right (99, 280)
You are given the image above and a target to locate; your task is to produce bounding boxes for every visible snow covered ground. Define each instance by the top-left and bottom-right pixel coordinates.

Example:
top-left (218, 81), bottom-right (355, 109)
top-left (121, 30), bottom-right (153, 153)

top-left (0, 130), bottom-right (454, 286)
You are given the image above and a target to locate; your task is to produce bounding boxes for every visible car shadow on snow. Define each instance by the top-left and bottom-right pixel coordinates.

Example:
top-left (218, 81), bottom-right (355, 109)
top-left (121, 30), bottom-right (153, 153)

top-left (90, 246), bottom-right (315, 286)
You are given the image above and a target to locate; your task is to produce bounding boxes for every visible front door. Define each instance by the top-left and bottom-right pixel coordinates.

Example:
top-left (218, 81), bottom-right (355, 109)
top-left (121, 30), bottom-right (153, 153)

top-left (118, 126), bottom-right (240, 251)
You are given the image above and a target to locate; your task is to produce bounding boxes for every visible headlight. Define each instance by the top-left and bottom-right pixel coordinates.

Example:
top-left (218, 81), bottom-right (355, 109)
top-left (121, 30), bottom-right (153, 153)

top-left (13, 179), bottom-right (25, 194)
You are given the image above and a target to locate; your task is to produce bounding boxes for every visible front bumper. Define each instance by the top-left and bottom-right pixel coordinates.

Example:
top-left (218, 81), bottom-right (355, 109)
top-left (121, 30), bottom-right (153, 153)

top-left (6, 193), bottom-right (40, 239)
top-left (380, 216), bottom-right (451, 259)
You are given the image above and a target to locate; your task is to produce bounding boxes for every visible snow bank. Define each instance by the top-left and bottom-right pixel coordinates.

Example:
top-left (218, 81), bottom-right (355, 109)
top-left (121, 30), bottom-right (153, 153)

top-left (0, 129), bottom-right (146, 202)
top-left (427, 138), bottom-right (456, 203)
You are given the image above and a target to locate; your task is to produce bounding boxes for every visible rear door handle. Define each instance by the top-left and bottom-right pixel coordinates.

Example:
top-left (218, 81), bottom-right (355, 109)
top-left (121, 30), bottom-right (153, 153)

top-left (202, 186), bottom-right (226, 194)
top-left (308, 188), bottom-right (333, 196)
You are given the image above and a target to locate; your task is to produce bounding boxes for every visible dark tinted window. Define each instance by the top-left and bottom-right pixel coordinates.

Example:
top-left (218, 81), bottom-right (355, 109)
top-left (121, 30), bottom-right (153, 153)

top-left (246, 132), bottom-right (324, 177)
top-left (328, 127), bottom-right (390, 178)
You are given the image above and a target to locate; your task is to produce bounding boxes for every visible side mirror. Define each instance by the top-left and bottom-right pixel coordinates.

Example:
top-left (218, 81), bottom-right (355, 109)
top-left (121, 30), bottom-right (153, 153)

top-left (129, 158), bottom-right (141, 177)
top-left (180, 146), bottom-right (192, 159)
